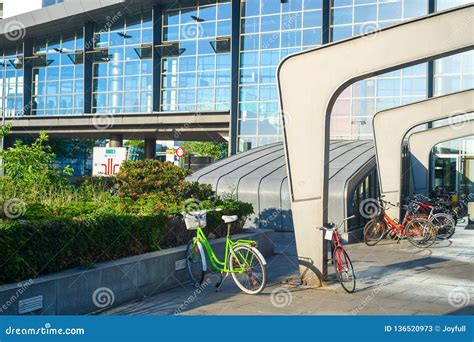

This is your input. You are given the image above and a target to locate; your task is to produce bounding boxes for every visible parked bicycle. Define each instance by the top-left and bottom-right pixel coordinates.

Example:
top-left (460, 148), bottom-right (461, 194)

top-left (364, 198), bottom-right (437, 248)
top-left (184, 209), bottom-right (267, 295)
top-left (429, 186), bottom-right (470, 219)
top-left (407, 194), bottom-right (456, 239)
top-left (321, 215), bottom-right (356, 293)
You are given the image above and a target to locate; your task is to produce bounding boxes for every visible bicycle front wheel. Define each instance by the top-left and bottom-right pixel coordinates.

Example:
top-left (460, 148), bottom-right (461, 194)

top-left (364, 219), bottom-right (386, 246)
top-left (334, 247), bottom-right (356, 293)
top-left (229, 245), bottom-right (266, 295)
top-left (186, 239), bottom-right (206, 287)
top-left (429, 213), bottom-right (455, 240)
top-left (405, 218), bottom-right (437, 248)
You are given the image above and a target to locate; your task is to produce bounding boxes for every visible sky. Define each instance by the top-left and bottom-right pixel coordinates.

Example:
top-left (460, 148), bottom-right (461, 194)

top-left (3, 0), bottom-right (42, 18)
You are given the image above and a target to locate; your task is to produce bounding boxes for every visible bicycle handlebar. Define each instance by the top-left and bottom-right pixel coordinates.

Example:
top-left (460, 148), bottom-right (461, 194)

top-left (379, 198), bottom-right (399, 208)
top-left (320, 215), bottom-right (356, 231)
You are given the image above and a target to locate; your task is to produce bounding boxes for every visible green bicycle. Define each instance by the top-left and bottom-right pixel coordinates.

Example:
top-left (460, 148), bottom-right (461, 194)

top-left (184, 209), bottom-right (267, 295)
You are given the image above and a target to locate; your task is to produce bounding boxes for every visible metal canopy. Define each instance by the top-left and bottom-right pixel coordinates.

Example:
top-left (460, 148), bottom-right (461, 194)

top-left (408, 119), bottom-right (474, 195)
top-left (187, 140), bottom-right (375, 233)
top-left (0, 0), bottom-right (176, 47)
top-left (373, 90), bottom-right (474, 217)
top-left (277, 5), bottom-right (473, 284)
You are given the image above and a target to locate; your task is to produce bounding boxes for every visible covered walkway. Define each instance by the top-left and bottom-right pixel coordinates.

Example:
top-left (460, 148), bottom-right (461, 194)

top-left (187, 140), bottom-right (376, 235)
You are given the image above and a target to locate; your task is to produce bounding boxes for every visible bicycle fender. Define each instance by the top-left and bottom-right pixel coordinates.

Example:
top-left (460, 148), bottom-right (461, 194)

top-left (251, 247), bottom-right (267, 266)
top-left (195, 241), bottom-right (207, 272)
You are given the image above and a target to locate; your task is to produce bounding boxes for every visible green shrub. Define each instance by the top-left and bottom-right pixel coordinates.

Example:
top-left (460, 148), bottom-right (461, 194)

top-left (116, 160), bottom-right (190, 199)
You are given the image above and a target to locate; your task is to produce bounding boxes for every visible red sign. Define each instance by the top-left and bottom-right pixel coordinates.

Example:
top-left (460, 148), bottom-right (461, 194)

top-left (101, 157), bottom-right (120, 175)
top-left (175, 147), bottom-right (185, 158)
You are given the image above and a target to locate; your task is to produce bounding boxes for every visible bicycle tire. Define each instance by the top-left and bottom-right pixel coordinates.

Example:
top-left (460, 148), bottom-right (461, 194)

top-left (363, 219), bottom-right (387, 246)
top-left (334, 247), bottom-right (356, 293)
top-left (429, 212), bottom-right (455, 240)
top-left (405, 218), bottom-right (436, 248)
top-left (185, 239), bottom-right (206, 287)
top-left (229, 245), bottom-right (267, 295)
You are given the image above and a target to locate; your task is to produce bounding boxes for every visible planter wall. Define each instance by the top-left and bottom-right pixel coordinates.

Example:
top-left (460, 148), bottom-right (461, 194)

top-left (0, 229), bottom-right (273, 315)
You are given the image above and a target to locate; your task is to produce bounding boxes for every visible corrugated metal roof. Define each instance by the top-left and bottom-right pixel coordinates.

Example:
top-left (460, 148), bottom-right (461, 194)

top-left (187, 140), bottom-right (375, 231)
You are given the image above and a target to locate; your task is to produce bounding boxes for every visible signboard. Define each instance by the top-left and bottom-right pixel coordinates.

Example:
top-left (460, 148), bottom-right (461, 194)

top-left (93, 147), bottom-right (127, 176)
top-left (175, 146), bottom-right (185, 158)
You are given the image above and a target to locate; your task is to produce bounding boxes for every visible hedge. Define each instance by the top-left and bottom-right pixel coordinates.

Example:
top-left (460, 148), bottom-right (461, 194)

top-left (0, 209), bottom-right (248, 285)
top-left (0, 214), bottom-right (166, 284)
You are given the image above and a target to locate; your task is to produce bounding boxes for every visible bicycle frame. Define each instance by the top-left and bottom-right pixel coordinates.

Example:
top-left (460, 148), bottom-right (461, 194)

top-left (192, 225), bottom-right (258, 274)
top-left (380, 204), bottom-right (427, 238)
top-left (327, 219), bottom-right (352, 272)
top-left (330, 230), bottom-right (345, 271)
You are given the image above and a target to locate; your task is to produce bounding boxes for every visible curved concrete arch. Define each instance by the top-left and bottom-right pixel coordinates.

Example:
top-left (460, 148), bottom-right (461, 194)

top-left (373, 90), bottom-right (474, 218)
top-left (408, 120), bottom-right (474, 195)
top-left (277, 5), bottom-right (473, 283)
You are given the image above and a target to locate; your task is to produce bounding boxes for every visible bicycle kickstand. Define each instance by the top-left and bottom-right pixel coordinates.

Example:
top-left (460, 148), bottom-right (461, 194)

top-left (215, 272), bottom-right (229, 292)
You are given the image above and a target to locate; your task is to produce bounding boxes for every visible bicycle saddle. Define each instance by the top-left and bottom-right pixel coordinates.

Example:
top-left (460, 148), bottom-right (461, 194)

top-left (222, 215), bottom-right (238, 223)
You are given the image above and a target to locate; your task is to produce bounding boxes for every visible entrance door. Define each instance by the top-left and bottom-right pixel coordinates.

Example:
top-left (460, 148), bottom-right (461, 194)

top-left (433, 156), bottom-right (457, 192)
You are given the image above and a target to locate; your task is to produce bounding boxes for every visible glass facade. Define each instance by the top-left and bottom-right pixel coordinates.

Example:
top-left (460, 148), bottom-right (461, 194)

top-left (330, 0), bottom-right (428, 140)
top-left (161, 0), bottom-right (232, 112)
top-left (435, 0), bottom-right (474, 96)
top-left (0, 0), bottom-right (472, 154)
top-left (0, 49), bottom-right (23, 117)
top-left (238, 0), bottom-right (323, 151)
top-left (32, 32), bottom-right (84, 115)
top-left (433, 0), bottom-right (474, 195)
top-left (330, 0), bottom-right (427, 41)
top-left (92, 12), bottom-right (153, 114)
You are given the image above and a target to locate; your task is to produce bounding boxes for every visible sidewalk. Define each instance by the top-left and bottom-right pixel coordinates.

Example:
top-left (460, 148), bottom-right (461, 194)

top-left (102, 222), bottom-right (473, 315)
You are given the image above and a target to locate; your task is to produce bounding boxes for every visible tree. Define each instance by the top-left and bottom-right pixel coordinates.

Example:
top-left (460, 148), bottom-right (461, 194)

top-left (0, 129), bottom-right (73, 196)
top-left (183, 141), bottom-right (228, 160)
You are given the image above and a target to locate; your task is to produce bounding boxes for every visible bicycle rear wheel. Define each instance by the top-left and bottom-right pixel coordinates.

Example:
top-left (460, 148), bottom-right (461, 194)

top-left (429, 213), bottom-right (455, 240)
top-left (334, 247), bottom-right (356, 293)
top-left (185, 239), bottom-right (206, 287)
top-left (405, 218), bottom-right (436, 248)
top-left (229, 245), bottom-right (266, 295)
top-left (364, 219), bottom-right (386, 246)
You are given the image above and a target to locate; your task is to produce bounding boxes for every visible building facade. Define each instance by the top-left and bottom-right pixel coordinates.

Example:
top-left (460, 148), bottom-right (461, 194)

top-left (0, 0), bottom-right (472, 189)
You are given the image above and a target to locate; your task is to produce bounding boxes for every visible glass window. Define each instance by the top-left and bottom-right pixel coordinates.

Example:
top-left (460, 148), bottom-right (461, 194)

top-left (242, 17), bottom-right (260, 33)
top-left (379, 2), bottom-right (402, 21)
top-left (303, 28), bottom-right (321, 46)
top-left (243, 0), bottom-right (260, 17)
top-left (354, 5), bottom-right (377, 23)
top-left (261, 0), bottom-right (280, 15)
top-left (436, 0), bottom-right (473, 11)
top-left (332, 7), bottom-right (353, 25)
top-left (261, 15), bottom-right (281, 32)
top-left (303, 10), bottom-right (322, 28)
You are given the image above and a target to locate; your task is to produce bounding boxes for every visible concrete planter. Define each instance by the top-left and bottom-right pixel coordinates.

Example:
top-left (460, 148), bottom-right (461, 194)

top-left (0, 229), bottom-right (273, 315)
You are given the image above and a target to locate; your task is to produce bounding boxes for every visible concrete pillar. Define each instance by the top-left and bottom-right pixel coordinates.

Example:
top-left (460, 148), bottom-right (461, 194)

top-left (109, 134), bottom-right (123, 147)
top-left (144, 138), bottom-right (156, 159)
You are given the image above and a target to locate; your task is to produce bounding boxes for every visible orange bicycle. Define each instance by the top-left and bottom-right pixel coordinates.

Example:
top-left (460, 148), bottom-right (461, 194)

top-left (364, 198), bottom-right (437, 248)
